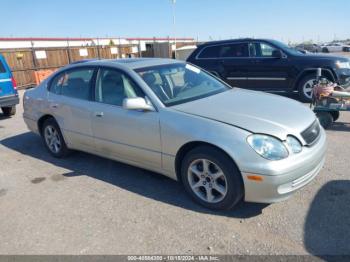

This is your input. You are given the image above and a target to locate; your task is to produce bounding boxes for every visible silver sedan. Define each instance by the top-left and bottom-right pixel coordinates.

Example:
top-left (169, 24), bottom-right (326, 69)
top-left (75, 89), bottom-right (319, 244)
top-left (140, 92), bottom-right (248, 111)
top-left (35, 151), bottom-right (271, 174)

top-left (23, 58), bottom-right (326, 210)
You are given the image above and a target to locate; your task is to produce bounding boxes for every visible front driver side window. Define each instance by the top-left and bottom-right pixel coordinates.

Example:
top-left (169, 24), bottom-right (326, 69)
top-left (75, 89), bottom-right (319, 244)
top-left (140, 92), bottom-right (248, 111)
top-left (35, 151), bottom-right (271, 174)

top-left (95, 69), bottom-right (145, 106)
top-left (254, 42), bottom-right (278, 57)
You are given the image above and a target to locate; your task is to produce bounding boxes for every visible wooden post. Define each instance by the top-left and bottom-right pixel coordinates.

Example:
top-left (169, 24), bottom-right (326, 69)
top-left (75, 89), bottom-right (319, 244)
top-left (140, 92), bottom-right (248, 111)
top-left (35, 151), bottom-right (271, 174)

top-left (118, 38), bottom-right (121, 58)
top-left (138, 40), bottom-right (142, 58)
top-left (97, 38), bottom-right (101, 59)
top-left (30, 40), bottom-right (37, 70)
top-left (66, 38), bottom-right (71, 64)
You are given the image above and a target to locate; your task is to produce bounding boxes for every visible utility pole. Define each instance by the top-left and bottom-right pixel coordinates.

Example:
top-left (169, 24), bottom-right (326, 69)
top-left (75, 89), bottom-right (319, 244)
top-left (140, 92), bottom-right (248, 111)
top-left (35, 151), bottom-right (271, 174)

top-left (171, 0), bottom-right (176, 59)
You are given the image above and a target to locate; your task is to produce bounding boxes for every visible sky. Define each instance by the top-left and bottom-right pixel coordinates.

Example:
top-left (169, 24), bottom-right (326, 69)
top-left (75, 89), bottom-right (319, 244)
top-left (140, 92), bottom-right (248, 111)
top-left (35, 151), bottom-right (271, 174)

top-left (1, 0), bottom-right (349, 43)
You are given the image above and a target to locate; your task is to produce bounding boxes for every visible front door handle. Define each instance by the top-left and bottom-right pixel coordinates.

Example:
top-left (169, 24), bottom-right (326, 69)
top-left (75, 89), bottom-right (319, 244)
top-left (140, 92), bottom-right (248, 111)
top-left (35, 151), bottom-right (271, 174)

top-left (50, 104), bottom-right (59, 109)
top-left (95, 112), bottom-right (104, 117)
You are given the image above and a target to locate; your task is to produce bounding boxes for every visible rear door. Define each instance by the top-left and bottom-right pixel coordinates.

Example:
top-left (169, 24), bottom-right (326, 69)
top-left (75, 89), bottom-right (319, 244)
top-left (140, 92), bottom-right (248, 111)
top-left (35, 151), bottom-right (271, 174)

top-left (245, 41), bottom-right (292, 90)
top-left (0, 57), bottom-right (15, 97)
top-left (219, 42), bottom-right (251, 88)
top-left (47, 67), bottom-right (97, 151)
top-left (193, 43), bottom-right (251, 88)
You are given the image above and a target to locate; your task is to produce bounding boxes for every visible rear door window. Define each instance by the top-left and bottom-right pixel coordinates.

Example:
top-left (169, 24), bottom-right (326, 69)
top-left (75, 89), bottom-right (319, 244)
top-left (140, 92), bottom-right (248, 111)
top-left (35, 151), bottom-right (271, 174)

top-left (198, 45), bottom-right (221, 58)
top-left (49, 68), bottom-right (95, 100)
top-left (219, 43), bottom-right (249, 58)
top-left (198, 43), bottom-right (249, 58)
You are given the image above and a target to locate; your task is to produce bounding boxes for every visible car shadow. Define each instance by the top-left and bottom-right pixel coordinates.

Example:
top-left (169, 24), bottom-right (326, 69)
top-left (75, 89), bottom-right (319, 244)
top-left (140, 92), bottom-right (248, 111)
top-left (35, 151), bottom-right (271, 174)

top-left (0, 113), bottom-right (11, 120)
top-left (329, 121), bottom-right (350, 132)
top-left (304, 180), bottom-right (350, 256)
top-left (1, 132), bottom-right (268, 218)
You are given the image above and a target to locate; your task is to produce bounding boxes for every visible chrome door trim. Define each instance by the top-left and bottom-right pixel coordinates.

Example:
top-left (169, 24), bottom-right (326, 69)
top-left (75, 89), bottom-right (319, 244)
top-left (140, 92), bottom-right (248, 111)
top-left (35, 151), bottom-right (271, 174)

top-left (226, 77), bottom-right (287, 81)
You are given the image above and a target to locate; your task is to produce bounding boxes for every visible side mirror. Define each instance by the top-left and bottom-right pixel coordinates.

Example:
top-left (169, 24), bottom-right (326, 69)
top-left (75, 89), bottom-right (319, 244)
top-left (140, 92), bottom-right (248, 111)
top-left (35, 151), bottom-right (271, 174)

top-left (272, 49), bottom-right (284, 58)
top-left (123, 97), bottom-right (155, 112)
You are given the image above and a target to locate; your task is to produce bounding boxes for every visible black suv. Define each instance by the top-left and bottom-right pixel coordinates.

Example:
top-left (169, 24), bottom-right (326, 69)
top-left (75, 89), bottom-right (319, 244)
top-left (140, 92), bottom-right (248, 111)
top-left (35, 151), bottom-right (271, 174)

top-left (187, 39), bottom-right (350, 102)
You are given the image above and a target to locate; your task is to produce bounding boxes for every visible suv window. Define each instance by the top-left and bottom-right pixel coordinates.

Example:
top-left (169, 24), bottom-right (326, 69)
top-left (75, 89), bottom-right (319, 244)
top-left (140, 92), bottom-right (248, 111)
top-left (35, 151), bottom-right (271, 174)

top-left (95, 68), bottom-right (145, 106)
top-left (251, 42), bottom-right (279, 57)
top-left (50, 68), bottom-right (94, 100)
top-left (198, 43), bottom-right (248, 58)
top-left (0, 61), bottom-right (6, 73)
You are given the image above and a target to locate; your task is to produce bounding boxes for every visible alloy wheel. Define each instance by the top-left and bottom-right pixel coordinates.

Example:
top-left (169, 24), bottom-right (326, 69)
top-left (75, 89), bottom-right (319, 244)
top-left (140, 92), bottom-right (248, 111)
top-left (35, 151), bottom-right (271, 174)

top-left (44, 125), bottom-right (62, 154)
top-left (187, 159), bottom-right (228, 203)
top-left (303, 79), bottom-right (315, 100)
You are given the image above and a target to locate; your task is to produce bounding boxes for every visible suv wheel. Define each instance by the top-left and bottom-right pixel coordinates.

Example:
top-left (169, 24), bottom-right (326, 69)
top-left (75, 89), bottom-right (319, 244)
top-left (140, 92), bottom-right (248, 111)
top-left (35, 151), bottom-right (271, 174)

top-left (298, 74), bottom-right (319, 103)
top-left (1, 106), bottom-right (16, 116)
top-left (42, 118), bottom-right (70, 158)
top-left (181, 145), bottom-right (244, 210)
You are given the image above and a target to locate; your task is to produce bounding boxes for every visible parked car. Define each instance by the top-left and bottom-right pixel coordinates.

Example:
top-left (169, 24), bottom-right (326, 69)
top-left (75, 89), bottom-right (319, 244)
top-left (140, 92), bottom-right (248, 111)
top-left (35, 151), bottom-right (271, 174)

top-left (295, 43), bottom-right (322, 53)
top-left (23, 58), bottom-right (326, 210)
top-left (187, 38), bottom-right (350, 102)
top-left (0, 54), bottom-right (19, 116)
top-left (321, 43), bottom-right (350, 53)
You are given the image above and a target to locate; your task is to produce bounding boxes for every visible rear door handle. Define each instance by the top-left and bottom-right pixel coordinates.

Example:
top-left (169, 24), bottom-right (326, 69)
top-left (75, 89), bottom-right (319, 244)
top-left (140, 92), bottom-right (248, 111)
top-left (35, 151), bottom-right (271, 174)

top-left (95, 112), bottom-right (104, 117)
top-left (50, 104), bottom-right (59, 109)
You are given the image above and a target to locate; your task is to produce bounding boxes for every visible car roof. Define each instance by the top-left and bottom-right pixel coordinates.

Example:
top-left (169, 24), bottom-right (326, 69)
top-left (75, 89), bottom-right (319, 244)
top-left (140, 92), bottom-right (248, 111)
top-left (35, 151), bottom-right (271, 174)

top-left (199, 38), bottom-right (274, 47)
top-left (76, 58), bottom-right (181, 70)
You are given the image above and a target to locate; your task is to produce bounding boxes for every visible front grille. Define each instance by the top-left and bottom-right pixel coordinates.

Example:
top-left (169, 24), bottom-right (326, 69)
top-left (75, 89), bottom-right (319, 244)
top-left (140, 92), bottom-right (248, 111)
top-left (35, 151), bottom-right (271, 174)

top-left (301, 120), bottom-right (321, 145)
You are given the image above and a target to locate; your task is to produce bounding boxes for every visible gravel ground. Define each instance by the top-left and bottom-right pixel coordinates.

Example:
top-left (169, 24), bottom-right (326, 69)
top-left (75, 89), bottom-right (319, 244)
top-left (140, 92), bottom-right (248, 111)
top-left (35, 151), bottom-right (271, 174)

top-left (0, 90), bottom-right (349, 255)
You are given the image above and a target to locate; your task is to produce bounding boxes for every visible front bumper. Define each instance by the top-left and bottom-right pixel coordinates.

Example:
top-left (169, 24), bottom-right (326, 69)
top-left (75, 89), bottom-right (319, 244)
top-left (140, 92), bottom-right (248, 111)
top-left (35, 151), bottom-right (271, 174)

top-left (242, 127), bottom-right (327, 203)
top-left (0, 94), bottom-right (19, 107)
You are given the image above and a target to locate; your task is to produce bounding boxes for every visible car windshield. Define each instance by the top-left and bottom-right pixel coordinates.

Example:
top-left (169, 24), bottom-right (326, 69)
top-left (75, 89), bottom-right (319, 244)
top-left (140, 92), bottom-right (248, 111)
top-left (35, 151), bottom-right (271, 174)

top-left (136, 63), bottom-right (231, 106)
top-left (270, 40), bottom-right (304, 55)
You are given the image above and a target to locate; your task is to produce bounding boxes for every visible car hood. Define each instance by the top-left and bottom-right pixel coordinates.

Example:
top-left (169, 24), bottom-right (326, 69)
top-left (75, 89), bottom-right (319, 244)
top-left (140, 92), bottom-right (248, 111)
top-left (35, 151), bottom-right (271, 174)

top-left (172, 89), bottom-right (316, 141)
top-left (297, 53), bottom-right (349, 62)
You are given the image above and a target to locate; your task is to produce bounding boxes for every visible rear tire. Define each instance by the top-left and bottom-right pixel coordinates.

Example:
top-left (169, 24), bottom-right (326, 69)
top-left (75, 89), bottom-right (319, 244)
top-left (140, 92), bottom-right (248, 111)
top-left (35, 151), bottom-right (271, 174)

top-left (1, 106), bottom-right (16, 116)
top-left (41, 118), bottom-right (70, 158)
top-left (322, 47), bottom-right (329, 53)
top-left (181, 145), bottom-right (244, 210)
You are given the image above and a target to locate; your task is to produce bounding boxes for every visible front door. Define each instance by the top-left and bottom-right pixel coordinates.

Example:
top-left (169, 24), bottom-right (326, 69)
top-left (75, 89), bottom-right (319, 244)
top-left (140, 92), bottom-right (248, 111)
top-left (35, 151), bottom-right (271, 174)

top-left (90, 67), bottom-right (162, 169)
top-left (245, 42), bottom-right (293, 90)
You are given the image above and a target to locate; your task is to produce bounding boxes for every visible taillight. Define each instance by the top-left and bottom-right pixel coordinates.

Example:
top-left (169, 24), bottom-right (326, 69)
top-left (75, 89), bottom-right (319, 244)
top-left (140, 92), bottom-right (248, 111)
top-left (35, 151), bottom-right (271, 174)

top-left (11, 77), bottom-right (17, 90)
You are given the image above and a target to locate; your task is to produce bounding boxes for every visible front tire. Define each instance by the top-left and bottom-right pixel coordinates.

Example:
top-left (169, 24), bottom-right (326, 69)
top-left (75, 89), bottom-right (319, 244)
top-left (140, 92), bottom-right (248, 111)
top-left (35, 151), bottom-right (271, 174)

top-left (1, 106), bottom-right (16, 116)
top-left (181, 145), bottom-right (244, 210)
top-left (298, 74), bottom-right (317, 103)
top-left (42, 118), bottom-right (70, 158)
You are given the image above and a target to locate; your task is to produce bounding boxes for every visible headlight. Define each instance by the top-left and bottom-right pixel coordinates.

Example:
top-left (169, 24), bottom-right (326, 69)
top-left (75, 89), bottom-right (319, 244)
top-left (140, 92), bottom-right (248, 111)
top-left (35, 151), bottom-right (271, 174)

top-left (336, 61), bottom-right (350, 69)
top-left (247, 134), bottom-right (289, 161)
top-left (286, 136), bottom-right (302, 154)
